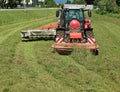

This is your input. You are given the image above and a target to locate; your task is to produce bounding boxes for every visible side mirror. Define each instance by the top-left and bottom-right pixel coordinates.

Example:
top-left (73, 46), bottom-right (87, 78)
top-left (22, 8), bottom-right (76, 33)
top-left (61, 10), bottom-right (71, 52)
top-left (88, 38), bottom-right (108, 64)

top-left (56, 10), bottom-right (59, 17)
top-left (88, 10), bottom-right (92, 17)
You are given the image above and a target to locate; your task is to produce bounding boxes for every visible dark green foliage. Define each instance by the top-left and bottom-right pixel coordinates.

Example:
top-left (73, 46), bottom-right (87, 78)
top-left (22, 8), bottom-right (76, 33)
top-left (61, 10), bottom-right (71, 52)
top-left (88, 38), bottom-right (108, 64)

top-left (106, 1), bottom-right (119, 13)
top-left (44, 0), bottom-right (57, 7)
top-left (85, 0), bottom-right (94, 4)
top-left (94, 0), bottom-right (120, 14)
top-left (0, 0), bottom-right (6, 8)
top-left (73, 0), bottom-right (85, 4)
top-left (0, 0), bottom-right (23, 8)
top-left (93, 0), bottom-right (99, 5)
top-left (116, 0), bottom-right (120, 6)
top-left (66, 0), bottom-right (72, 4)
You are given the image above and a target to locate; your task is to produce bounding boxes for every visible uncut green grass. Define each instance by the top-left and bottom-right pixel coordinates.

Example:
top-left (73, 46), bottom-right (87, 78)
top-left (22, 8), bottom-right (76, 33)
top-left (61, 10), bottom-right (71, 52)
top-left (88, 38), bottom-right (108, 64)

top-left (0, 9), bottom-right (120, 92)
top-left (0, 10), bottom-right (56, 26)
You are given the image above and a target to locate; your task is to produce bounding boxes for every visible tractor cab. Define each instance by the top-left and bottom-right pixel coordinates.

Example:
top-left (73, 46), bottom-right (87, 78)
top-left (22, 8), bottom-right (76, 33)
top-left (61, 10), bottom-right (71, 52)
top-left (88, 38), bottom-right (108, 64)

top-left (65, 9), bottom-right (84, 30)
top-left (56, 4), bottom-right (92, 30)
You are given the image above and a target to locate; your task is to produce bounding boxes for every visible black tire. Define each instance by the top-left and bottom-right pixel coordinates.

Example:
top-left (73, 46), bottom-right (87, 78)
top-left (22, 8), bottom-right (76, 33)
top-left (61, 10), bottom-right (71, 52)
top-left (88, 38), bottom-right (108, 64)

top-left (85, 30), bottom-right (94, 38)
top-left (56, 28), bottom-right (65, 38)
top-left (92, 50), bottom-right (99, 55)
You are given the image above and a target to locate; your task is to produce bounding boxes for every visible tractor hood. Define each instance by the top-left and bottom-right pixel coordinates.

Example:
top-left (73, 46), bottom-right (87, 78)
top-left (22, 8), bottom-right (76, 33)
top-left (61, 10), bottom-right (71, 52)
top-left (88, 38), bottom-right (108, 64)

top-left (70, 20), bottom-right (80, 29)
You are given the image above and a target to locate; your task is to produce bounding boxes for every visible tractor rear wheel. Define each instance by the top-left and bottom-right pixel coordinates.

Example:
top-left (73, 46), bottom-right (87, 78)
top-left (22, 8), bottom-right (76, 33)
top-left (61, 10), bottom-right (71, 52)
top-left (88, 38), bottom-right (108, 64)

top-left (56, 28), bottom-right (65, 38)
top-left (85, 30), bottom-right (94, 38)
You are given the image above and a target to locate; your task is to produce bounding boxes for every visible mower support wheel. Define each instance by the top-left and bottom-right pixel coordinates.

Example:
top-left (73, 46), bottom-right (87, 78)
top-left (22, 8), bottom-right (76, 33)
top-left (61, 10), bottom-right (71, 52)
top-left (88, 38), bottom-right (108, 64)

top-left (92, 50), bottom-right (99, 55)
top-left (51, 48), bottom-right (56, 53)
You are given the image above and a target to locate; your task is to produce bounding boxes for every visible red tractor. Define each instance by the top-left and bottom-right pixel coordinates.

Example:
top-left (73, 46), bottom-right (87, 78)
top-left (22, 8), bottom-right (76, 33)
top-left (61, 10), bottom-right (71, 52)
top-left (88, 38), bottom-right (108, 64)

top-left (52, 4), bottom-right (99, 55)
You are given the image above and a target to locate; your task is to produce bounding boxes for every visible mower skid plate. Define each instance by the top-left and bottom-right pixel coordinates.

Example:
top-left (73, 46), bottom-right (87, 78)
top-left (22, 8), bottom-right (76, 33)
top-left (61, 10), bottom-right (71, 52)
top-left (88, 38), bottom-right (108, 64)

top-left (52, 43), bottom-right (99, 52)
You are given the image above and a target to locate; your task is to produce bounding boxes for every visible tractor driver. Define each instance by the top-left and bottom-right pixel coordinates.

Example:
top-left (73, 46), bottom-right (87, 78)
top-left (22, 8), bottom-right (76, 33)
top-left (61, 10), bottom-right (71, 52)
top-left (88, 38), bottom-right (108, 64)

top-left (67, 10), bottom-right (83, 21)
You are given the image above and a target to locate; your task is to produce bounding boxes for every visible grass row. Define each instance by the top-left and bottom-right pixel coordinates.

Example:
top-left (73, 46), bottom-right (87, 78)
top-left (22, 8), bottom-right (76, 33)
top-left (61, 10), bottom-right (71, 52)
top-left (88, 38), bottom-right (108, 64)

top-left (0, 9), bottom-right (58, 92)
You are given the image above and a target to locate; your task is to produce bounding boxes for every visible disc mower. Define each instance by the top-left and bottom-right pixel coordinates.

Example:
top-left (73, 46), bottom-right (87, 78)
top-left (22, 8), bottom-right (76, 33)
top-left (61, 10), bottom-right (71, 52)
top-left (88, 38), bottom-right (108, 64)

top-left (52, 4), bottom-right (99, 55)
top-left (21, 24), bottom-right (57, 40)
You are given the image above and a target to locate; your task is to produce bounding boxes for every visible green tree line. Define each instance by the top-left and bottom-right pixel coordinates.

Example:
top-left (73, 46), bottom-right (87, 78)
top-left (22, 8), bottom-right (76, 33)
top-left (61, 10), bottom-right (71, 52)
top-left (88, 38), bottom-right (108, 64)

top-left (94, 0), bottom-right (120, 13)
top-left (0, 0), bottom-right (23, 8)
top-left (0, 0), bottom-right (120, 13)
top-left (70, 0), bottom-right (120, 13)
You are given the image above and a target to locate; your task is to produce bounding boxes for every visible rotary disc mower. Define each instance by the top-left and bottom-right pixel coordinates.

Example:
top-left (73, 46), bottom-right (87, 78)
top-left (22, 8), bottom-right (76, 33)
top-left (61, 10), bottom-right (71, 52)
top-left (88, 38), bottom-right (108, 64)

top-left (21, 24), bottom-right (57, 40)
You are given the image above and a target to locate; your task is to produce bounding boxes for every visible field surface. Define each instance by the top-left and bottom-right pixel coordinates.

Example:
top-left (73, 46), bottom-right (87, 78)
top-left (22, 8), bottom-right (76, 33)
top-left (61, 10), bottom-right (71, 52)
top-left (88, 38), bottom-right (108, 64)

top-left (0, 9), bottom-right (120, 92)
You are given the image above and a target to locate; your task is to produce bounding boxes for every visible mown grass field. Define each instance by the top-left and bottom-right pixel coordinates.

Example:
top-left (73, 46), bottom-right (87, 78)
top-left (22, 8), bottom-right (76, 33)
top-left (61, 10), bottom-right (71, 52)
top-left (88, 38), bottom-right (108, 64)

top-left (0, 9), bottom-right (120, 92)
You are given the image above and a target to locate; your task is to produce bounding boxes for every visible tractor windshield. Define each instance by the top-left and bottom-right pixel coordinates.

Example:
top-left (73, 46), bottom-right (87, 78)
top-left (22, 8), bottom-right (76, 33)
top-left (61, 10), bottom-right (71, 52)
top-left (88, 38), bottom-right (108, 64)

top-left (65, 9), bottom-right (84, 22)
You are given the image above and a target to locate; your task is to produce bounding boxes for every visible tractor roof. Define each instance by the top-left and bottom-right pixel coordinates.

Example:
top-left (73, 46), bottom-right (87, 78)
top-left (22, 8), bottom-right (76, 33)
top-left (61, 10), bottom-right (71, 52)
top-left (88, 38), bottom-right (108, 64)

top-left (63, 4), bottom-right (93, 10)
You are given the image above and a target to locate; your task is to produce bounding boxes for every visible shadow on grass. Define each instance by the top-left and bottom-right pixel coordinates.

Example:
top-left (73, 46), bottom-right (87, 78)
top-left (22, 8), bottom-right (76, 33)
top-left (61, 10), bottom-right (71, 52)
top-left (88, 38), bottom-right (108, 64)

top-left (56, 50), bottom-right (72, 55)
top-left (53, 47), bottom-right (98, 56)
top-left (22, 37), bottom-right (55, 42)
